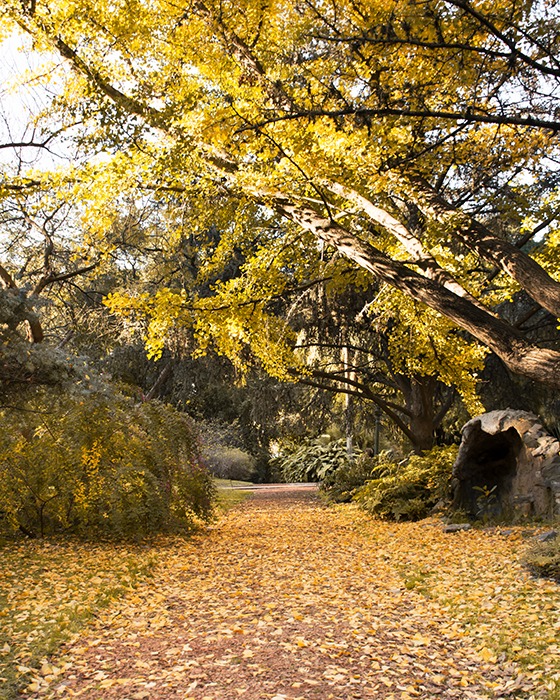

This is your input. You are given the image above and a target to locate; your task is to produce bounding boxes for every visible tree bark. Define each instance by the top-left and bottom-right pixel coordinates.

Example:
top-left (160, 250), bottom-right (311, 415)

top-left (144, 362), bottom-right (173, 401)
top-left (0, 263), bottom-right (44, 343)
top-left (406, 378), bottom-right (437, 453)
top-left (326, 181), bottom-right (491, 313)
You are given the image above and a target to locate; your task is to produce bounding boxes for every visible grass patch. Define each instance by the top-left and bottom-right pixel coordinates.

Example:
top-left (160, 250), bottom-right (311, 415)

top-left (214, 478), bottom-right (253, 511)
top-left (0, 538), bottom-right (159, 699)
top-left (401, 567), bottom-right (435, 596)
top-left (214, 478), bottom-right (255, 488)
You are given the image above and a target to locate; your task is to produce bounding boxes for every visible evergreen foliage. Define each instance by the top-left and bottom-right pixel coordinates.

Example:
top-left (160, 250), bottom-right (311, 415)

top-left (274, 437), bottom-right (360, 483)
top-left (204, 446), bottom-right (255, 482)
top-left (353, 446), bottom-right (458, 521)
top-left (321, 451), bottom-right (388, 503)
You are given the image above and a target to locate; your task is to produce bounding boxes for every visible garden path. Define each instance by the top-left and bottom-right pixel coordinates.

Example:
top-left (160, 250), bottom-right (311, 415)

top-left (29, 488), bottom-right (555, 700)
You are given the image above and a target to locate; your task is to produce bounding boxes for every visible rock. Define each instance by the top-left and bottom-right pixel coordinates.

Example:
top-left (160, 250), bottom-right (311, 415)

top-left (452, 409), bottom-right (560, 519)
top-left (443, 523), bottom-right (472, 533)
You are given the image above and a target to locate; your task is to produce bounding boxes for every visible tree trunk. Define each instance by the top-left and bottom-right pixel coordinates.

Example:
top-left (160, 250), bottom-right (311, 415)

top-left (398, 376), bottom-right (437, 453)
top-left (326, 181), bottom-right (489, 313)
top-left (273, 196), bottom-right (560, 389)
top-left (342, 343), bottom-right (354, 459)
top-left (0, 263), bottom-right (44, 343)
top-left (144, 362), bottom-right (173, 401)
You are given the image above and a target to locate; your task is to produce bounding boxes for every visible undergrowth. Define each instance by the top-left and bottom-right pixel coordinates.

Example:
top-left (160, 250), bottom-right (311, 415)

top-left (522, 534), bottom-right (560, 583)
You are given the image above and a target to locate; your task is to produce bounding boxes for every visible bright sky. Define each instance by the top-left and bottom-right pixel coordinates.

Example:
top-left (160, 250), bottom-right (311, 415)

top-left (0, 29), bottom-right (67, 170)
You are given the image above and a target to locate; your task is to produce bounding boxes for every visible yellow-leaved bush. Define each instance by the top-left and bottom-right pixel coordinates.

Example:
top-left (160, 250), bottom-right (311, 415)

top-left (0, 391), bottom-right (215, 539)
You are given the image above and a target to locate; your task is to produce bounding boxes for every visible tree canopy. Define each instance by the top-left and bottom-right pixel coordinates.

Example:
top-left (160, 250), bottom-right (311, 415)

top-left (1, 0), bottom-right (560, 404)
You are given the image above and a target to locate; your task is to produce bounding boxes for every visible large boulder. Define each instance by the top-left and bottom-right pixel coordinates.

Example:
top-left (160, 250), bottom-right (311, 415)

top-left (452, 409), bottom-right (560, 519)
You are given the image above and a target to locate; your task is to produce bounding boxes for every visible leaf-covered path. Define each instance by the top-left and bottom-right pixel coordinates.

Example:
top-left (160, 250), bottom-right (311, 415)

top-left (30, 489), bottom-right (558, 700)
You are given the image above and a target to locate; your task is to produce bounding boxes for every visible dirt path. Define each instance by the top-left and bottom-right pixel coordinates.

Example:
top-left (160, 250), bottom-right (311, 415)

top-left (33, 489), bottom-right (520, 700)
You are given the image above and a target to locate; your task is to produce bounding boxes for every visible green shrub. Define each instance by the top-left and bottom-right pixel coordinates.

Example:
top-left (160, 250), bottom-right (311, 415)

top-left (321, 451), bottom-right (389, 502)
top-left (273, 437), bottom-right (360, 483)
top-left (0, 391), bottom-right (214, 539)
top-left (204, 446), bottom-right (255, 481)
top-left (522, 535), bottom-right (560, 582)
top-left (354, 445), bottom-right (458, 521)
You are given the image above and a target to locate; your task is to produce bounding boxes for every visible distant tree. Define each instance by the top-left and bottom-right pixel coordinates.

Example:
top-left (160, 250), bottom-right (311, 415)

top-left (290, 281), bottom-right (476, 452)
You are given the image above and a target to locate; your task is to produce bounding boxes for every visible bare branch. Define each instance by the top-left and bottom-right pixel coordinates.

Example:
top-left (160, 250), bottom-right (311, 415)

top-left (445, 0), bottom-right (560, 77)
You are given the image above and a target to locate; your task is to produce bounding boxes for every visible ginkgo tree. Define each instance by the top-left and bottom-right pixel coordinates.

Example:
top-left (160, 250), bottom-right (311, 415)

top-left (276, 272), bottom-right (486, 452)
top-left (1, 0), bottom-right (560, 397)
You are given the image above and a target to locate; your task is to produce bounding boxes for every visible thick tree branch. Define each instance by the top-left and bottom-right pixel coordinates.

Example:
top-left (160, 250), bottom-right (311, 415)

top-left (192, 1), bottom-right (297, 112)
top-left (0, 263), bottom-right (44, 342)
top-left (486, 207), bottom-right (560, 282)
top-left (326, 181), bottom-right (490, 313)
top-left (266, 192), bottom-right (560, 387)
top-left (0, 263), bottom-right (17, 289)
top-left (144, 361), bottom-right (173, 401)
top-left (434, 387), bottom-right (456, 428)
top-left (405, 176), bottom-right (560, 318)
top-left (32, 262), bottom-right (99, 296)
top-left (17, 15), bottom-right (161, 124)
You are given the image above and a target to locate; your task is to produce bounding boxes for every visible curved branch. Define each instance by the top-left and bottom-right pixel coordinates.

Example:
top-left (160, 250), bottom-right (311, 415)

top-left (309, 368), bottom-right (412, 415)
top-left (17, 16), bottom-right (161, 123)
top-left (0, 263), bottom-right (43, 341)
top-left (405, 176), bottom-right (560, 317)
top-left (326, 181), bottom-right (491, 313)
top-left (193, 0), bottom-right (297, 111)
top-left (291, 370), bottom-right (417, 443)
top-left (32, 262), bottom-right (99, 296)
top-left (486, 206), bottom-right (560, 283)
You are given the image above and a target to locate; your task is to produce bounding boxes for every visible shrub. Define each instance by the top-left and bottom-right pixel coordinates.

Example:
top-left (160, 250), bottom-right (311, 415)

top-left (273, 437), bottom-right (360, 483)
top-left (204, 446), bottom-right (255, 481)
top-left (322, 450), bottom-right (394, 503)
top-left (0, 391), bottom-right (214, 539)
top-left (354, 445), bottom-right (458, 521)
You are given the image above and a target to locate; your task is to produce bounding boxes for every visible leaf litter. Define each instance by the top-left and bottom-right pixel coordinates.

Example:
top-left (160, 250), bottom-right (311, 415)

top-left (9, 488), bottom-right (560, 699)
